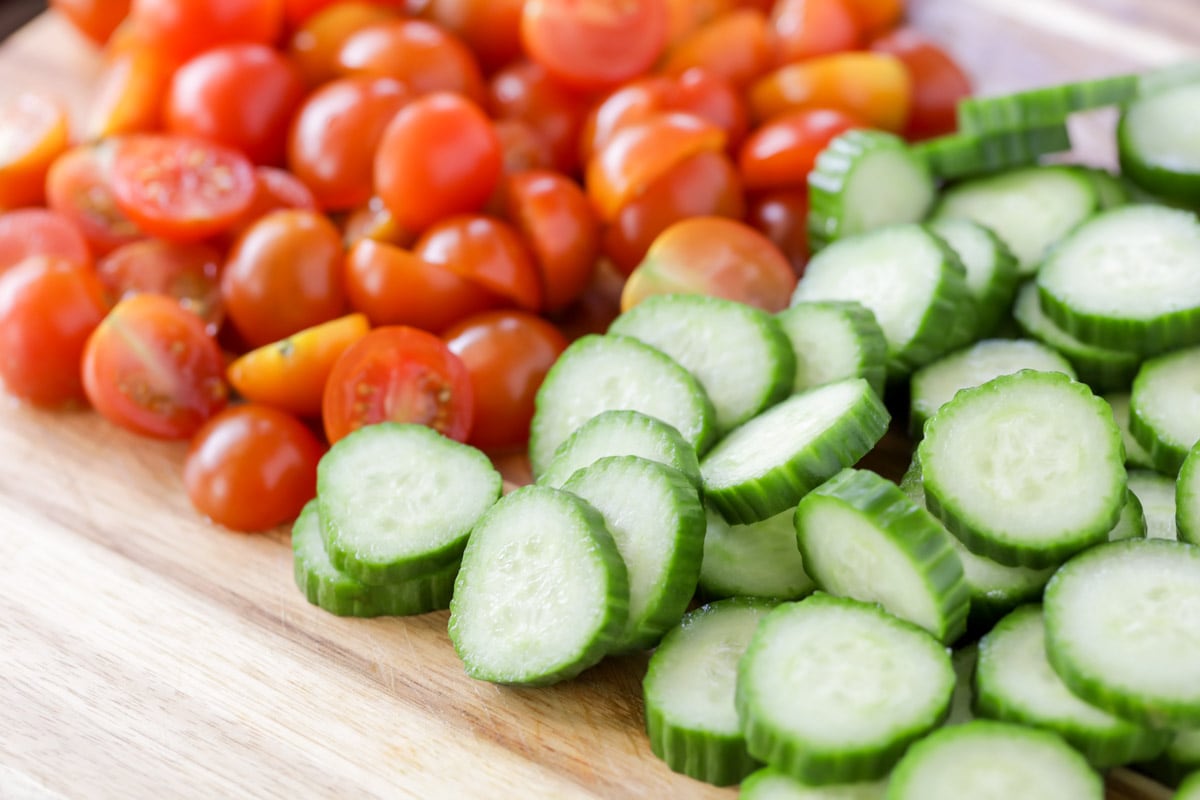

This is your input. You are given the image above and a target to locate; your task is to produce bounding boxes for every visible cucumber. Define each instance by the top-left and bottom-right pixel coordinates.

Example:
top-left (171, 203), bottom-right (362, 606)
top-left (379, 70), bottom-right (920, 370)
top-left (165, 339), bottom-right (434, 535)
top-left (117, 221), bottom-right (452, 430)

top-left (909, 339), bottom-right (1075, 437)
top-left (915, 124), bottom-right (1072, 180)
top-left (292, 501), bottom-right (457, 618)
top-left (317, 423), bottom-right (502, 585)
top-left (736, 594), bottom-right (955, 785)
top-left (807, 130), bottom-right (936, 252)
top-left (1104, 393), bottom-right (1156, 470)
top-left (1180, 771), bottom-right (1200, 800)
top-left (1180, 443), bottom-right (1200, 545)
top-left (562, 456), bottom-right (704, 653)
top-left (1043, 539), bottom-right (1200, 728)
top-left (956, 74), bottom-right (1138, 133)
top-left (739, 768), bottom-right (887, 799)
top-left (776, 301), bottom-right (887, 397)
top-left (1138, 61), bottom-right (1200, 96)
top-left (528, 334), bottom-right (716, 477)
top-left (930, 166), bottom-right (1098, 275)
top-left (699, 507), bottom-right (815, 601)
top-left (884, 720), bottom-right (1103, 800)
top-left (1127, 469), bottom-right (1178, 540)
top-left (700, 378), bottom-right (890, 525)
top-left (790, 224), bottom-right (974, 376)
top-left (1130, 345), bottom-right (1200, 474)
top-left (1079, 167), bottom-right (1131, 209)
top-left (946, 645), bottom-right (977, 727)
top-left (927, 218), bottom-right (1020, 338)
top-left (1109, 489), bottom-right (1148, 542)
top-left (918, 370), bottom-right (1126, 568)
top-left (448, 486), bottom-right (628, 686)
top-left (1037, 205), bottom-right (1200, 355)
top-left (609, 294), bottom-right (796, 434)
top-left (975, 605), bottom-right (1170, 768)
top-left (1118, 80), bottom-right (1200, 204)
top-left (643, 598), bottom-right (775, 786)
top-left (536, 409), bottom-right (701, 490)
top-left (1155, 729), bottom-right (1200, 787)
top-left (793, 468), bottom-right (969, 643)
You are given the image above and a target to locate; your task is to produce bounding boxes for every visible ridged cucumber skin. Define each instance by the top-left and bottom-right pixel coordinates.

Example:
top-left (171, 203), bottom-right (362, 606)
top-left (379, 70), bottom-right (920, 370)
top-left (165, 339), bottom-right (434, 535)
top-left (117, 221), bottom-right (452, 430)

top-left (739, 768), bottom-right (887, 799)
top-left (701, 379), bottom-right (890, 525)
top-left (1118, 83), bottom-right (1200, 204)
top-left (1130, 346), bottom-right (1200, 475)
top-left (956, 74), bottom-right (1138, 133)
top-left (737, 594), bottom-right (954, 785)
top-left (1104, 394), bottom-right (1156, 470)
top-left (915, 124), bottom-right (1072, 180)
top-left (777, 300), bottom-right (888, 398)
top-left (927, 219), bottom-right (1020, 340)
top-left (1043, 539), bottom-right (1200, 729)
top-left (794, 468), bottom-right (970, 644)
top-left (919, 371), bottom-right (1126, 569)
top-left (1179, 443), bottom-right (1200, 545)
top-left (974, 605), bottom-right (1171, 769)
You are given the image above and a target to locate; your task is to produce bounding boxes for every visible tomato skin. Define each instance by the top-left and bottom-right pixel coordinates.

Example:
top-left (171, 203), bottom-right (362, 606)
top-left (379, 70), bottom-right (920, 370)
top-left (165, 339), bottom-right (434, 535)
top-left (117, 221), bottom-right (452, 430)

top-left (488, 60), bottom-right (591, 175)
top-left (769, 0), bottom-right (861, 64)
top-left (662, 9), bottom-right (773, 87)
top-left (443, 310), bottom-right (568, 450)
top-left (749, 52), bottom-right (911, 130)
top-left (747, 189), bottom-right (809, 276)
top-left (342, 198), bottom-right (416, 249)
top-left (289, 1), bottom-right (400, 85)
top-left (221, 210), bottom-right (346, 348)
top-left (374, 93), bottom-right (503, 233)
top-left (86, 45), bottom-right (178, 140)
top-left (0, 93), bottom-right (69, 212)
top-left (494, 119), bottom-right (557, 175)
top-left (425, 0), bottom-right (525, 73)
top-left (45, 143), bottom-right (144, 257)
top-left (335, 19), bottom-right (485, 102)
top-left (83, 293), bottom-right (228, 439)
top-left (183, 404), bottom-right (325, 533)
top-left (871, 28), bottom-right (972, 141)
top-left (843, 0), bottom-right (903, 36)
top-left (413, 215), bottom-right (543, 311)
top-left (128, 0), bottom-right (284, 61)
top-left (738, 108), bottom-right (862, 192)
top-left (322, 325), bottom-right (474, 444)
top-left (0, 257), bottom-right (109, 408)
top-left (97, 239), bottom-right (224, 334)
top-left (0, 209), bottom-right (91, 276)
top-left (51, 0), bottom-right (131, 43)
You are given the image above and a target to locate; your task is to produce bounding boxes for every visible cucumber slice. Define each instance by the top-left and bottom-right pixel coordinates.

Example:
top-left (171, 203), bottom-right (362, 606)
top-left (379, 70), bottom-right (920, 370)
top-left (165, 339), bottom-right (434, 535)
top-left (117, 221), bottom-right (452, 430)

top-left (1127, 469), bottom-right (1178, 540)
top-left (736, 594), bottom-right (955, 784)
top-left (927, 218), bottom-right (1020, 338)
top-left (561, 456), bottom-right (704, 653)
top-left (528, 334), bottom-right (716, 477)
top-left (884, 720), bottom-right (1103, 800)
top-left (1138, 61), bottom-right (1200, 96)
top-left (776, 301), bottom-right (887, 397)
top-left (448, 486), bottom-right (628, 686)
top-left (1104, 393), bottom-right (1156, 470)
top-left (975, 605), bottom-right (1170, 768)
top-left (1012, 281), bottom-right (1141, 392)
top-left (1180, 771), bottom-right (1200, 800)
top-left (1078, 167), bottom-right (1131, 209)
top-left (946, 645), bottom-right (977, 727)
top-left (919, 370), bottom-right (1126, 568)
top-left (609, 294), bottom-right (796, 434)
top-left (1164, 730), bottom-right (1200, 786)
top-left (1109, 489), bottom-right (1148, 542)
top-left (1043, 539), bottom-right (1200, 728)
top-left (955, 74), bottom-right (1138, 133)
top-left (1037, 205), bottom-right (1200, 355)
top-left (699, 507), bottom-right (815, 601)
top-left (790, 224), bottom-right (973, 375)
top-left (292, 501), bottom-right (457, 618)
top-left (739, 768), bottom-right (887, 800)
top-left (915, 124), bottom-right (1073, 180)
top-left (807, 129), bottom-right (936, 252)
top-left (700, 378), bottom-right (890, 525)
top-left (1118, 81), bottom-right (1200, 204)
top-left (909, 339), bottom-right (1075, 437)
top-left (317, 423), bottom-right (502, 584)
top-left (794, 468), bottom-right (969, 643)
top-left (1180, 443), bottom-right (1200, 545)
top-left (930, 166), bottom-right (1098, 275)
top-left (1130, 345), bottom-right (1200, 474)
top-left (643, 598), bottom-right (775, 786)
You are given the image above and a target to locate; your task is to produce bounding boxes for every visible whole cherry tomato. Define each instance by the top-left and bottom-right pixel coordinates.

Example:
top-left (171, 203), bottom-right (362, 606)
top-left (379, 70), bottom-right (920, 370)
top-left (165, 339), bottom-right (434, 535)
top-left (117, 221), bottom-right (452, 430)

top-left (769, 0), bottom-right (861, 64)
top-left (46, 143), bottom-right (144, 256)
top-left (335, 19), bottom-right (485, 101)
top-left (488, 60), bottom-right (591, 175)
top-left (843, 0), bottom-right (903, 36)
top-left (748, 189), bottom-right (809, 275)
top-left (127, 0), bottom-right (284, 61)
top-left (0, 93), bottom-right (69, 212)
top-left (183, 404), bottom-right (325, 532)
top-left (413, 215), bottom-right (543, 311)
top-left (50, 0), bottom-right (131, 44)
top-left (289, 1), bottom-right (399, 85)
top-left (738, 108), bottom-right (863, 192)
top-left (0, 209), bottom-right (91, 275)
top-left (97, 240), bottom-right (224, 334)
top-left (871, 27), bottom-right (973, 140)
top-left (425, 0), bottom-right (525, 73)
top-left (750, 52), bottom-right (911, 130)
top-left (661, 9), bottom-right (773, 87)
top-left (85, 45), bottom-right (179, 140)
top-left (664, 0), bottom-right (737, 45)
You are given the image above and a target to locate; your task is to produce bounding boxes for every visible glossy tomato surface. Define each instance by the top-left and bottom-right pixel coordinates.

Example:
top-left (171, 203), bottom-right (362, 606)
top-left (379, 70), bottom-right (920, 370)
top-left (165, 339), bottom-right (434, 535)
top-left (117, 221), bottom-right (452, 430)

top-left (289, 1), bottom-right (399, 85)
top-left (45, 143), bottom-right (144, 257)
top-left (335, 19), bottom-right (485, 101)
top-left (0, 209), bottom-right (91, 275)
top-left (738, 108), bottom-right (862, 191)
top-left (871, 27), bottom-right (973, 140)
top-left (97, 239), bottom-right (224, 334)
top-left (128, 0), bottom-right (284, 61)
top-left (413, 215), bottom-right (543, 311)
top-left (86, 45), bottom-right (178, 141)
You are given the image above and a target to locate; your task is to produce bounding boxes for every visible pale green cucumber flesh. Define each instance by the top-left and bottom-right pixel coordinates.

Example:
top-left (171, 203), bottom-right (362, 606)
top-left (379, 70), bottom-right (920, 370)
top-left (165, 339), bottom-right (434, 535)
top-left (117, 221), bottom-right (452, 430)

top-left (699, 507), bottom-right (815, 601)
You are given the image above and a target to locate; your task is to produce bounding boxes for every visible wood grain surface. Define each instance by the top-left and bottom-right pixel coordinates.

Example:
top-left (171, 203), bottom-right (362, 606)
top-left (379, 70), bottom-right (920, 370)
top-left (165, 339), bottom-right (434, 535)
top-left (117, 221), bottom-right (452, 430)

top-left (2, 3), bottom-right (1199, 798)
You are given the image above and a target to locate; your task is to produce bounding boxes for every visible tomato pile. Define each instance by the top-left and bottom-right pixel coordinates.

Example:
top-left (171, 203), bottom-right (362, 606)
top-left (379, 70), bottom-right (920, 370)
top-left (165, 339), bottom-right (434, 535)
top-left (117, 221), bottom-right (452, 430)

top-left (0, 0), bottom-right (969, 532)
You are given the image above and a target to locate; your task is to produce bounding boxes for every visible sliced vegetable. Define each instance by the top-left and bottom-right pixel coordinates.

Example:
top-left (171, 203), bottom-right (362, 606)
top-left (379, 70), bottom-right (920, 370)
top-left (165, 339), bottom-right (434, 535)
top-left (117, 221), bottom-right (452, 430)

top-left (699, 507), bottom-right (815, 601)
top-left (776, 301), bottom-right (887, 396)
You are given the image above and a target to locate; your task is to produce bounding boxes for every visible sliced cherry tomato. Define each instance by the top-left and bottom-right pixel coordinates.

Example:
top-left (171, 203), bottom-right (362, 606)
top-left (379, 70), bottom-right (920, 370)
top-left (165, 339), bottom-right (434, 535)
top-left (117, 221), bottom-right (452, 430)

top-left (322, 325), bottom-right (474, 443)
top-left (97, 239), bottom-right (224, 334)
top-left (85, 45), bottom-right (179, 140)
top-left (0, 93), bottom-right (69, 212)
top-left (414, 215), bottom-right (543, 311)
top-left (51, 0), bottom-right (131, 43)
top-left (374, 93), bottom-right (502, 232)
top-left (443, 310), bottom-right (568, 450)
top-left (747, 189), bottom-right (809, 276)
top-left (661, 9), bottom-right (773, 87)
top-left (289, 1), bottom-right (399, 85)
top-left (344, 239), bottom-right (503, 331)
top-left (232, 167), bottom-right (320, 231)
top-left (335, 19), bottom-right (485, 101)
top-left (738, 108), bottom-right (863, 192)
top-left (0, 209), bottom-right (91, 275)
top-left (769, 0), bottom-right (861, 64)
top-left (342, 198), bottom-right (417, 249)
top-left (227, 313), bottom-right (370, 417)
top-left (843, 0), bottom-right (903, 37)
top-left (425, 0), bottom-right (525, 73)
top-left (127, 0), bottom-right (284, 61)
top-left (184, 404), bottom-right (325, 532)
top-left (521, 0), bottom-right (670, 92)
top-left (83, 293), bottom-right (228, 438)
top-left (871, 27), bottom-right (972, 140)
top-left (621, 216), bottom-right (796, 311)
top-left (0, 257), bottom-right (109, 407)
top-left (287, 76), bottom-right (410, 211)
top-left (488, 60), bottom-right (591, 175)
top-left (494, 119), bottom-right (557, 175)
top-left (749, 52), bottom-right (911, 130)
top-left (221, 209), bottom-right (346, 347)
top-left (46, 143), bottom-right (144, 257)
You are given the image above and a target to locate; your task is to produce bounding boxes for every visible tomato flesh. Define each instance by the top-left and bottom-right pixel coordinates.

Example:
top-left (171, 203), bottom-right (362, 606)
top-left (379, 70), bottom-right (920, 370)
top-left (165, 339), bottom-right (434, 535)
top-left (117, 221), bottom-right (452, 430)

top-left (46, 143), bottom-right (144, 257)
top-left (96, 239), bottom-right (224, 334)
top-left (0, 93), bottom-right (69, 212)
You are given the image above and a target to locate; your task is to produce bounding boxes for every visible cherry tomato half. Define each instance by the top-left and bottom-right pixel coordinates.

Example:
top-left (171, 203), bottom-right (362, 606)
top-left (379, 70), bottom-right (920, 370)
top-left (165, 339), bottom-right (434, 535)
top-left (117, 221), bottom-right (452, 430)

top-left (97, 239), bottom-right (224, 334)
top-left (0, 209), bottom-right (91, 275)
top-left (413, 215), bottom-right (543, 311)
top-left (661, 9), bottom-right (773, 87)
top-left (749, 52), bottom-right (911, 130)
top-left (51, 0), bottom-right (131, 44)
top-left (488, 60), bottom-right (591, 175)
top-left (85, 45), bottom-right (179, 141)
top-left (45, 143), bottom-right (144, 257)
top-left (871, 27), bottom-right (972, 141)
top-left (738, 108), bottom-right (862, 192)
top-left (0, 93), bottom-right (69, 212)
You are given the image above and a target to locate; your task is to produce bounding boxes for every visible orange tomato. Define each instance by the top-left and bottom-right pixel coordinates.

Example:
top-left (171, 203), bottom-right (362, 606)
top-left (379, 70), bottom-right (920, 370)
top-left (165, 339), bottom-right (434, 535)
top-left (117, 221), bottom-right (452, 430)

top-left (0, 93), bottom-right (69, 212)
top-left (289, 1), bottom-right (399, 85)
top-left (843, 0), bottom-right (904, 37)
top-left (425, 0), bottom-right (526, 73)
top-left (414, 215), bottom-right (543, 311)
top-left (769, 0), bottom-right (861, 64)
top-left (128, 0), bottom-right (284, 62)
top-left (86, 46), bottom-right (179, 140)
top-left (51, 0), bottom-right (131, 44)
top-left (749, 52), bottom-right (911, 130)
top-left (661, 9), bottom-right (773, 87)
top-left (335, 19), bottom-right (485, 102)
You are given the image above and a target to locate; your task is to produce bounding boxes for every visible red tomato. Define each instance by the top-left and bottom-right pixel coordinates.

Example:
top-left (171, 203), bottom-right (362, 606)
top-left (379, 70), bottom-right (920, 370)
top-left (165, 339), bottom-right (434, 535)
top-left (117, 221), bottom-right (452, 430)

top-left (425, 0), bottom-right (525, 73)
top-left (45, 143), bottom-right (144, 257)
top-left (750, 52), bottom-right (911, 130)
top-left (83, 293), bottom-right (228, 438)
top-left (109, 135), bottom-right (257, 243)
top-left (184, 404), bottom-right (325, 532)
top-left (488, 60), bottom-right (591, 175)
top-left (289, 1), bottom-right (399, 85)
top-left (769, 0), bottom-right (861, 64)
top-left (85, 45), bottom-right (178, 140)
top-left (51, 0), bottom-right (131, 43)
top-left (871, 28), bottom-right (973, 140)
top-left (0, 257), bottom-right (108, 407)
top-left (747, 189), bottom-right (809, 275)
top-left (738, 108), bottom-right (862, 191)
top-left (414, 215), bottom-right (543, 311)
top-left (0, 209), bottom-right (91, 275)
top-left (374, 93), bottom-right (502, 232)
top-left (444, 310), bottom-right (568, 450)
top-left (661, 9), bottom-right (773, 87)
top-left (493, 119), bottom-right (557, 175)
top-left (521, 0), bottom-right (670, 92)
top-left (127, 0), bottom-right (284, 61)
top-left (322, 326), bottom-right (474, 444)
top-left (97, 240), bottom-right (224, 334)
top-left (335, 19), bottom-right (485, 102)
top-left (0, 93), bottom-right (69, 212)
top-left (230, 167), bottom-right (320, 232)
top-left (287, 76), bottom-right (410, 210)
top-left (221, 210), bottom-right (346, 347)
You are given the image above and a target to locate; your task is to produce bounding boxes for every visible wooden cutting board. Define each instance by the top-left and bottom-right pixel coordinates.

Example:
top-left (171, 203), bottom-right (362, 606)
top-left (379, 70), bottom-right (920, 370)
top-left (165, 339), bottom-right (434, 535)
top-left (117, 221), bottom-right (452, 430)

top-left (2, 4), bottom-right (1198, 798)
